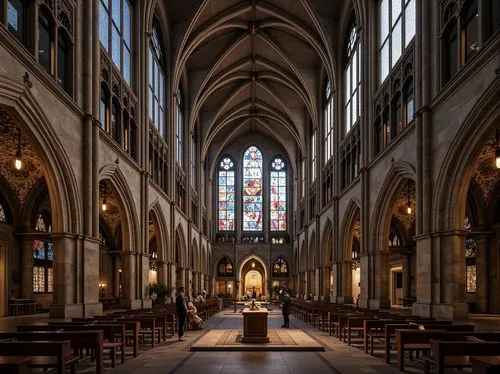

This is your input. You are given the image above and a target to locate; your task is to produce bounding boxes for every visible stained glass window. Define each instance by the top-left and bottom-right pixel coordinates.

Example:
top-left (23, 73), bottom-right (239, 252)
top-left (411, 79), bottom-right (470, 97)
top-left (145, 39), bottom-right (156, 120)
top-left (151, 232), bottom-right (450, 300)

top-left (311, 130), bottom-right (317, 181)
top-left (270, 157), bottom-right (287, 231)
top-left (217, 257), bottom-right (234, 277)
top-left (175, 89), bottom-right (184, 166)
top-left (243, 146), bottom-right (263, 231)
top-left (218, 156), bottom-right (235, 231)
top-left (33, 240), bottom-right (45, 259)
top-left (0, 204), bottom-right (6, 222)
top-left (33, 212), bottom-right (53, 293)
top-left (324, 81), bottom-right (334, 162)
top-left (273, 256), bottom-right (289, 276)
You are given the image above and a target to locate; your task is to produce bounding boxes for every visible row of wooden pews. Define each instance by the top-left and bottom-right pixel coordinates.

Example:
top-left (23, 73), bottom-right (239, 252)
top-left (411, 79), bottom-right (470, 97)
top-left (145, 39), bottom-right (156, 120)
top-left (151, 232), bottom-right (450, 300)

top-left (0, 298), bottom-right (220, 374)
top-left (291, 299), bottom-right (500, 373)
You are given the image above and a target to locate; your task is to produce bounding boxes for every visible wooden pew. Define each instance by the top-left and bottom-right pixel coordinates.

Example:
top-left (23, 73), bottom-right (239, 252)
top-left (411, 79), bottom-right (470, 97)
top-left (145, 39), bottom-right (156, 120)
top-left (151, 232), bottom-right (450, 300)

top-left (424, 339), bottom-right (500, 374)
top-left (394, 328), bottom-right (488, 371)
top-left (0, 331), bottom-right (103, 374)
top-left (0, 340), bottom-right (76, 374)
top-left (18, 323), bottom-right (125, 367)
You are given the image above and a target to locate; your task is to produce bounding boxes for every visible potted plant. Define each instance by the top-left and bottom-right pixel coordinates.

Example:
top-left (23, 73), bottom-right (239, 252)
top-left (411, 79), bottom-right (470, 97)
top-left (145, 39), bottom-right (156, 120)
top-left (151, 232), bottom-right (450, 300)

top-left (149, 282), bottom-right (168, 306)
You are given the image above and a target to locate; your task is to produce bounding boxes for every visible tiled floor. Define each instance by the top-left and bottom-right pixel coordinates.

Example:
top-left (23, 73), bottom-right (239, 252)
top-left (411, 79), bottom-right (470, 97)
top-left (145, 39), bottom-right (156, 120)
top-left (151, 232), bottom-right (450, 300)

top-left (2, 309), bottom-right (498, 373)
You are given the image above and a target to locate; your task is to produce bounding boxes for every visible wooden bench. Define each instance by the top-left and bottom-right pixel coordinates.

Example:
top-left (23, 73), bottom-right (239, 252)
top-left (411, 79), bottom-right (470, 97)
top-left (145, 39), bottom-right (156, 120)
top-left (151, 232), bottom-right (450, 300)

top-left (0, 330), bottom-right (104, 374)
top-left (0, 340), bottom-right (76, 374)
top-left (394, 328), bottom-right (492, 371)
top-left (470, 355), bottom-right (500, 374)
top-left (0, 356), bottom-right (33, 374)
top-left (424, 339), bottom-right (500, 374)
top-left (19, 323), bottom-right (125, 367)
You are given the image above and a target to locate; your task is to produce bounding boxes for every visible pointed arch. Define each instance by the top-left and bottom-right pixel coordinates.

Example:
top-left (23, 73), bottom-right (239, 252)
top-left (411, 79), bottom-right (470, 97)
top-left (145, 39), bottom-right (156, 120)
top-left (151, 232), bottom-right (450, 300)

top-left (242, 145), bottom-right (264, 231)
top-left (99, 164), bottom-right (140, 252)
top-left (370, 162), bottom-right (416, 251)
top-left (192, 238), bottom-right (199, 271)
top-left (309, 231), bottom-right (318, 269)
top-left (321, 218), bottom-right (334, 266)
top-left (299, 239), bottom-right (307, 272)
top-left (148, 201), bottom-right (169, 262)
top-left (340, 199), bottom-right (361, 261)
top-left (174, 225), bottom-right (187, 268)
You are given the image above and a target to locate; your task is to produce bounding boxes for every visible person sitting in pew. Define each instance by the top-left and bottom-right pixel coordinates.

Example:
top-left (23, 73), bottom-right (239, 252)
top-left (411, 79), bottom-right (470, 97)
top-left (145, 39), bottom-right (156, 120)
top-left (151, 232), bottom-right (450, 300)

top-left (187, 302), bottom-right (204, 330)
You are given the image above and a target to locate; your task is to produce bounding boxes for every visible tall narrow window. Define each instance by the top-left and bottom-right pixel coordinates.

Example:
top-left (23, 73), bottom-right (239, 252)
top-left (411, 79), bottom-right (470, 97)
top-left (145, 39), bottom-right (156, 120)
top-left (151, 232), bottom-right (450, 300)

top-left (464, 216), bottom-right (477, 293)
top-left (100, 86), bottom-right (109, 131)
top-left (191, 132), bottom-right (197, 187)
top-left (461, 0), bottom-right (478, 65)
top-left (175, 89), bottom-right (184, 167)
top-left (99, 0), bottom-right (132, 84)
top-left (311, 130), bottom-right (317, 182)
top-left (148, 23), bottom-right (165, 135)
top-left (57, 30), bottom-right (70, 91)
top-left (345, 21), bottom-right (360, 134)
top-left (270, 157), bottom-right (287, 231)
top-left (7, 0), bottom-right (27, 44)
top-left (33, 211), bottom-right (53, 293)
top-left (324, 81), bottom-right (333, 163)
top-left (301, 158), bottom-right (305, 197)
top-left (243, 146), bottom-right (263, 231)
top-left (443, 19), bottom-right (458, 84)
top-left (379, 0), bottom-right (416, 84)
top-left (403, 78), bottom-right (414, 127)
top-left (218, 156), bottom-right (235, 231)
top-left (38, 9), bottom-right (52, 74)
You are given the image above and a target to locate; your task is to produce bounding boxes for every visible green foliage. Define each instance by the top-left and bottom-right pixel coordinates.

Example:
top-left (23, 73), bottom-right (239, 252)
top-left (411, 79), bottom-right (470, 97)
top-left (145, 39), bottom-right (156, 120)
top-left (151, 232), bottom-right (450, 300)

top-left (272, 284), bottom-right (292, 297)
top-left (149, 282), bottom-right (170, 305)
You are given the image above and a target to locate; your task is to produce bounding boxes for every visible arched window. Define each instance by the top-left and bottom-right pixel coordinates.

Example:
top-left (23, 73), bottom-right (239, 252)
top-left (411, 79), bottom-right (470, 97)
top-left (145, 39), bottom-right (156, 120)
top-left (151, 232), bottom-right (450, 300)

top-left (270, 157), bottom-right (287, 231)
top-left (273, 256), bottom-right (289, 277)
top-left (391, 91), bottom-right (402, 137)
top-left (442, 15), bottom-right (458, 84)
top-left (324, 80), bottom-right (334, 163)
top-left (99, 0), bottom-right (132, 84)
top-left (57, 30), bottom-right (71, 91)
top-left (311, 129), bottom-right (317, 181)
top-left (218, 156), bottom-right (235, 231)
top-left (217, 257), bottom-right (233, 277)
top-left (111, 99), bottom-right (121, 143)
top-left (403, 78), bottom-right (414, 127)
top-left (33, 211), bottom-right (53, 293)
top-left (175, 88), bottom-right (184, 167)
top-left (100, 85), bottom-right (110, 131)
top-left (378, 0), bottom-right (416, 85)
top-left (148, 22), bottom-right (165, 135)
top-left (344, 21), bottom-right (360, 134)
top-left (243, 146), bottom-right (263, 231)
top-left (461, 0), bottom-right (479, 65)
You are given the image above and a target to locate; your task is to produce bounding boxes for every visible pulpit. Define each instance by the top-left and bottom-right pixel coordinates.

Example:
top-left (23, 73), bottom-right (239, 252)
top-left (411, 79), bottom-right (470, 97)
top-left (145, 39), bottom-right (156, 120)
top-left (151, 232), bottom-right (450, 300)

top-left (241, 307), bottom-right (269, 343)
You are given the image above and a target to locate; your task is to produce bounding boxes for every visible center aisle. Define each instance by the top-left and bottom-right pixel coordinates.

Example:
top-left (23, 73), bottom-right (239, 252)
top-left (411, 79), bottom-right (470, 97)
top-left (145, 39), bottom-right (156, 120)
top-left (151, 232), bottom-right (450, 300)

top-left (108, 307), bottom-right (408, 374)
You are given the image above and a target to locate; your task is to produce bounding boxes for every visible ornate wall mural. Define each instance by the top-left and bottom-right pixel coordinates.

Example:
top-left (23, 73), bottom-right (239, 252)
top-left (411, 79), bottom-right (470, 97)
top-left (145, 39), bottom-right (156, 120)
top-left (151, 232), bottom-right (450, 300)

top-left (472, 134), bottom-right (500, 202)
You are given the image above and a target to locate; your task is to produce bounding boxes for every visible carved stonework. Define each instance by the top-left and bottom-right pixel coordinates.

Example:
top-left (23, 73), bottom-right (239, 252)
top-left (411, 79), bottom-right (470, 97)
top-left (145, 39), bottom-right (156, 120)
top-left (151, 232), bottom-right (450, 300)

top-left (391, 182), bottom-right (416, 232)
top-left (0, 108), bottom-right (45, 206)
top-left (471, 134), bottom-right (500, 202)
top-left (99, 183), bottom-right (122, 235)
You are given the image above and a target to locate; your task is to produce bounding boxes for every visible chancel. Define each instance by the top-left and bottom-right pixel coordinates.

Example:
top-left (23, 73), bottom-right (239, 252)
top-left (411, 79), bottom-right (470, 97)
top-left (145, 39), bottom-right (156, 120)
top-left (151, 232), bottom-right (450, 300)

top-left (0, 0), bottom-right (499, 373)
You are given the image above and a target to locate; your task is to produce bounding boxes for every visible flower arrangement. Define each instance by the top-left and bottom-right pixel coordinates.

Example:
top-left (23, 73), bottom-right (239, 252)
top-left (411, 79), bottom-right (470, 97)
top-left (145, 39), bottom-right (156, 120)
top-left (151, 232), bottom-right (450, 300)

top-left (248, 299), bottom-right (262, 310)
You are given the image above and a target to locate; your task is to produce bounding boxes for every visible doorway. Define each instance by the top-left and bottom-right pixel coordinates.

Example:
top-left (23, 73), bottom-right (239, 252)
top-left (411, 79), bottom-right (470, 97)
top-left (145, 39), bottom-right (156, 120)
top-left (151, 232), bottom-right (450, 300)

top-left (390, 267), bottom-right (403, 307)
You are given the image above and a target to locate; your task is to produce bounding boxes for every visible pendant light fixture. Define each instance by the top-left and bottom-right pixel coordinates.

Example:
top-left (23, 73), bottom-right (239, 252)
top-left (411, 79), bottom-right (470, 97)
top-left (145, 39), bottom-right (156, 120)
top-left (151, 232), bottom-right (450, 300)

top-left (101, 184), bottom-right (107, 211)
top-left (496, 129), bottom-right (500, 169)
top-left (14, 128), bottom-right (22, 170)
top-left (406, 181), bottom-right (412, 215)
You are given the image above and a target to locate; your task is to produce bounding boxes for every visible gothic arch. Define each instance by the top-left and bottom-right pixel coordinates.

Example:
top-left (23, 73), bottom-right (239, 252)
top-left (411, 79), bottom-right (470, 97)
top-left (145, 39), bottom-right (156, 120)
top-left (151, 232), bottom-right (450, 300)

top-left (99, 164), bottom-right (140, 253)
top-left (0, 74), bottom-right (81, 234)
top-left (192, 238), bottom-right (199, 271)
top-left (309, 231), bottom-right (318, 269)
top-left (340, 200), bottom-right (361, 261)
top-left (174, 225), bottom-right (187, 268)
top-left (299, 239), bottom-right (307, 272)
top-left (148, 201), bottom-right (169, 262)
top-left (434, 80), bottom-right (500, 232)
top-left (321, 218), bottom-right (334, 266)
top-left (370, 162), bottom-right (416, 251)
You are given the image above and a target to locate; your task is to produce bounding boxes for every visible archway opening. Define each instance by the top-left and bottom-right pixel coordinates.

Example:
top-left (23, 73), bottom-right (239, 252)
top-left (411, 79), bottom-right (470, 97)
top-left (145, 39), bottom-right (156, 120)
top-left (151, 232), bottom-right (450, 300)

top-left (239, 256), bottom-right (267, 300)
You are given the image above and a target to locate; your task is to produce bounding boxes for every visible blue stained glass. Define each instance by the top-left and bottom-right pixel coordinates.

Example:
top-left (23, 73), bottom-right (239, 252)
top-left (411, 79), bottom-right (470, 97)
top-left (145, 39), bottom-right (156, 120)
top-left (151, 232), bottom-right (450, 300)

top-left (47, 242), bottom-right (54, 261)
top-left (99, 1), bottom-right (109, 50)
top-left (33, 240), bottom-right (45, 259)
top-left (123, 47), bottom-right (131, 84)
top-left (8, 1), bottom-right (18, 30)
top-left (243, 147), bottom-right (263, 231)
top-left (218, 165), bottom-right (235, 230)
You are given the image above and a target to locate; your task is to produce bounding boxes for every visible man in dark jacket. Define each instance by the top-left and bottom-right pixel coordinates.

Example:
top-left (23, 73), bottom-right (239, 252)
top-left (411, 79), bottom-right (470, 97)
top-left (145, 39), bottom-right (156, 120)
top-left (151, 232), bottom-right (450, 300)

top-left (281, 291), bottom-right (291, 328)
top-left (175, 286), bottom-right (188, 341)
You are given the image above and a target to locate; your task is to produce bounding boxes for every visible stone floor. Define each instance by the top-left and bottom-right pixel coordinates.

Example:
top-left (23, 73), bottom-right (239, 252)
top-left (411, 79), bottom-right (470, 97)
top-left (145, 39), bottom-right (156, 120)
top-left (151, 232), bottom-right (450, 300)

top-left (1, 309), bottom-right (499, 373)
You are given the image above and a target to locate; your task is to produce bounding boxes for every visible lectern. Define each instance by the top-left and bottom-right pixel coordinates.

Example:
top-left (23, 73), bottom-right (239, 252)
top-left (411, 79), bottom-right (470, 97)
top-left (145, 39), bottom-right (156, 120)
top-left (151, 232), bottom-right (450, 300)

top-left (241, 307), bottom-right (269, 343)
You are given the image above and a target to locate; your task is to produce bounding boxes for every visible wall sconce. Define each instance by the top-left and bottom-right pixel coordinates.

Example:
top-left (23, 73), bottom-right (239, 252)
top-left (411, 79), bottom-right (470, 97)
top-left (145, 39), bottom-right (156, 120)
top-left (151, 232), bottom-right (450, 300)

top-left (101, 184), bottom-right (107, 211)
top-left (14, 128), bottom-right (22, 170)
top-left (251, 261), bottom-right (255, 268)
top-left (496, 129), bottom-right (500, 169)
top-left (406, 181), bottom-right (412, 215)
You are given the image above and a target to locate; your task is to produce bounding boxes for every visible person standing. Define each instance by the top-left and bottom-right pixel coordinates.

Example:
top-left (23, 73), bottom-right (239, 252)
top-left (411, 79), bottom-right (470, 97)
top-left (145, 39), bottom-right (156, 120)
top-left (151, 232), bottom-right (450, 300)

top-left (176, 286), bottom-right (188, 341)
top-left (281, 291), bottom-right (291, 328)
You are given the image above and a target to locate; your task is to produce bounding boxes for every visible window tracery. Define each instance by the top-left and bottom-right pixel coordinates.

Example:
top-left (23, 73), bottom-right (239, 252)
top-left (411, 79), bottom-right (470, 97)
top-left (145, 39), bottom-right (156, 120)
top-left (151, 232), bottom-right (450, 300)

top-left (273, 256), bottom-right (289, 277)
top-left (243, 146), bottom-right (263, 231)
top-left (270, 157), bottom-right (287, 232)
top-left (33, 211), bottom-right (53, 293)
top-left (218, 156), bottom-right (235, 231)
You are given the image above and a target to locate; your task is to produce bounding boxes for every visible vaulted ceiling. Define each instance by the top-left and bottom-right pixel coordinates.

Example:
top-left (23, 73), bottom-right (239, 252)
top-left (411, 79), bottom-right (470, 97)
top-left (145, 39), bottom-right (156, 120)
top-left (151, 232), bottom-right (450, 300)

top-left (167, 0), bottom-right (342, 170)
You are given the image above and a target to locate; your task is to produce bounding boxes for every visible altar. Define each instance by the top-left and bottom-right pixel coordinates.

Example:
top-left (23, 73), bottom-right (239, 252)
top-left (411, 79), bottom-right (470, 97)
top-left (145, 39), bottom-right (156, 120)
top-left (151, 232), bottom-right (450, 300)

top-left (241, 307), bottom-right (269, 343)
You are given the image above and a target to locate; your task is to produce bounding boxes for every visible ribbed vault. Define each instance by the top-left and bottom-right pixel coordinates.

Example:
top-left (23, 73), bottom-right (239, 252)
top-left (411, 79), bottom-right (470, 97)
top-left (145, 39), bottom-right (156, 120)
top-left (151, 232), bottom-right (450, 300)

top-left (168, 0), bottom-right (339, 168)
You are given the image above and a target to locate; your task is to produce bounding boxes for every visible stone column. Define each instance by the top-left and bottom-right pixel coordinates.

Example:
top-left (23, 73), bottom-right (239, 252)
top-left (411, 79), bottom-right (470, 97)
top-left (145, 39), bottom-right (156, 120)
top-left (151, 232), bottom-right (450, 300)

top-left (112, 256), bottom-right (120, 297)
top-left (20, 236), bottom-right (34, 298)
top-left (184, 268), bottom-right (192, 300)
top-left (402, 254), bottom-right (411, 299)
top-left (475, 235), bottom-right (491, 313)
top-left (192, 271), bottom-right (198, 297)
top-left (168, 263), bottom-right (176, 293)
top-left (121, 252), bottom-right (141, 309)
top-left (81, 237), bottom-right (102, 316)
top-left (370, 252), bottom-right (389, 309)
top-left (340, 261), bottom-right (353, 304)
top-left (358, 253), bottom-right (370, 309)
top-left (488, 226), bottom-right (500, 313)
top-left (323, 266), bottom-right (332, 301)
top-left (140, 253), bottom-right (151, 308)
top-left (314, 268), bottom-right (320, 299)
top-left (413, 235), bottom-right (432, 316)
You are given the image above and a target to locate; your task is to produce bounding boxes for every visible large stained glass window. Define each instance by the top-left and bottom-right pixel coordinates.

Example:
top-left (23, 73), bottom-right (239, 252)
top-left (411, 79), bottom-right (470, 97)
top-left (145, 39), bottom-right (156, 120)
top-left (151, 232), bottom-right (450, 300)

top-left (148, 22), bottom-right (165, 135)
top-left (273, 256), bottom-right (289, 276)
top-left (218, 156), bottom-right (235, 231)
top-left (464, 216), bottom-right (477, 293)
top-left (33, 211), bottom-right (53, 293)
top-left (345, 21), bottom-right (360, 134)
top-left (243, 146), bottom-right (263, 231)
top-left (270, 157), bottom-right (287, 231)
